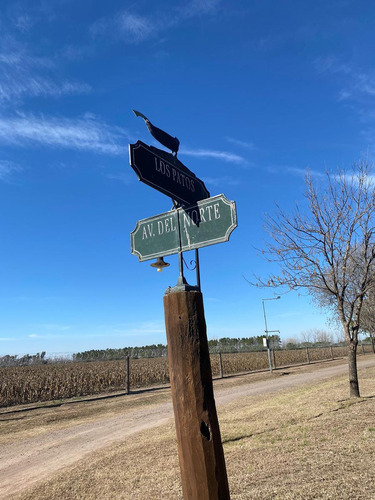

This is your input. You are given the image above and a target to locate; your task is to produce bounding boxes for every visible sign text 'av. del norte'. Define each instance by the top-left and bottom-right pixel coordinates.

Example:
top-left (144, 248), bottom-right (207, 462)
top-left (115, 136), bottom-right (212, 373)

top-left (130, 194), bottom-right (237, 262)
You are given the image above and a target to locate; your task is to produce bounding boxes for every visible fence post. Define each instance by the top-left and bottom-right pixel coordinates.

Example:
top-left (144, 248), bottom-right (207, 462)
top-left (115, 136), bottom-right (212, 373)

top-left (219, 352), bottom-right (224, 379)
top-left (330, 346), bottom-right (334, 360)
top-left (125, 355), bottom-right (130, 394)
top-left (306, 347), bottom-right (310, 364)
top-left (272, 349), bottom-right (276, 370)
top-left (362, 343), bottom-right (365, 355)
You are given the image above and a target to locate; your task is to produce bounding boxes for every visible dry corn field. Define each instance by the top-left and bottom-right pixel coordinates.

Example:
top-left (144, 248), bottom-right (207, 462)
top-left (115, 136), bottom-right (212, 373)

top-left (0, 345), bottom-right (370, 407)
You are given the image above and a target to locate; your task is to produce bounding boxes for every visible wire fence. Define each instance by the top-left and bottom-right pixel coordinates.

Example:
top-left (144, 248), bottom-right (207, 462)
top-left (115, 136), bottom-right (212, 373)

top-left (1, 344), bottom-right (374, 408)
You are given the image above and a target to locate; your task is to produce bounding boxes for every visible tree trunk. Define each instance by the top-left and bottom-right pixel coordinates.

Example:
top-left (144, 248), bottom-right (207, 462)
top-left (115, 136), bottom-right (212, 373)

top-left (348, 341), bottom-right (360, 398)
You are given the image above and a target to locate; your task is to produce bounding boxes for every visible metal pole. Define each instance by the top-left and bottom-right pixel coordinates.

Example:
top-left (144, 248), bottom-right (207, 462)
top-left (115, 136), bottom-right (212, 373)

top-left (262, 300), bottom-right (269, 335)
top-left (262, 300), bottom-right (272, 373)
top-left (195, 248), bottom-right (201, 291)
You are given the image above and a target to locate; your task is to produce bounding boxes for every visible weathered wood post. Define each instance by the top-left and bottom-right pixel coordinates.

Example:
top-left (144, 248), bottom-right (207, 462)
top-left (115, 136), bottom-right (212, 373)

top-left (164, 288), bottom-right (230, 500)
top-left (218, 352), bottom-right (224, 379)
top-left (306, 347), bottom-right (310, 364)
top-left (272, 349), bottom-right (276, 369)
top-left (330, 346), bottom-right (334, 360)
top-left (125, 355), bottom-right (130, 394)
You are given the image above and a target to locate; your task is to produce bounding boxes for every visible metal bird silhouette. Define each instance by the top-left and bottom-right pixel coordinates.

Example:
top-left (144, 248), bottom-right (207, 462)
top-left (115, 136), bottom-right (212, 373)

top-left (133, 110), bottom-right (180, 156)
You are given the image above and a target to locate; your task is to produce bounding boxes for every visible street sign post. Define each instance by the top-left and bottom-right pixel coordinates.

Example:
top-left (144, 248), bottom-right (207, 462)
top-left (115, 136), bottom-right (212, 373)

top-left (128, 116), bottom-right (231, 499)
top-left (129, 140), bottom-right (210, 207)
top-left (131, 194), bottom-right (237, 261)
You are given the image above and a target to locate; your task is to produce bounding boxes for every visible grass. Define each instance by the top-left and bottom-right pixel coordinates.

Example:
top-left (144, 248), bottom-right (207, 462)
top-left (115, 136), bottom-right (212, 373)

top-left (7, 363), bottom-right (375, 500)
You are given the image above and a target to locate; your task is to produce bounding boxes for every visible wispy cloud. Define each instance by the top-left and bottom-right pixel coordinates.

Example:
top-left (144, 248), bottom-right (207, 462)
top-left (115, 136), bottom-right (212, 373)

top-left (265, 165), bottom-right (325, 179)
top-left (106, 172), bottom-right (132, 185)
top-left (285, 167), bottom-right (324, 178)
top-left (0, 160), bottom-right (22, 182)
top-left (0, 37), bottom-right (90, 105)
top-left (15, 14), bottom-right (34, 33)
top-left (38, 324), bottom-right (71, 331)
top-left (180, 147), bottom-right (245, 164)
top-left (202, 175), bottom-right (240, 187)
top-left (314, 56), bottom-right (375, 101)
top-left (225, 136), bottom-right (256, 151)
top-left (0, 113), bottom-right (130, 156)
top-left (90, 0), bottom-right (220, 44)
top-left (0, 75), bottom-right (90, 103)
top-left (91, 12), bottom-right (158, 43)
top-left (178, 0), bottom-right (221, 18)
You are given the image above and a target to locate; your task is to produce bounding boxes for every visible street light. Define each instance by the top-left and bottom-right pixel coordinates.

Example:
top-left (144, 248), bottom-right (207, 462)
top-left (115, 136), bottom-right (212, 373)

top-left (262, 296), bottom-right (281, 373)
top-left (150, 257), bottom-right (170, 272)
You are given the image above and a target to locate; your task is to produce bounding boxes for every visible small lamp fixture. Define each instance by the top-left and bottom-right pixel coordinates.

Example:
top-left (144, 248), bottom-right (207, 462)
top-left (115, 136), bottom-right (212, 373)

top-left (150, 257), bottom-right (170, 272)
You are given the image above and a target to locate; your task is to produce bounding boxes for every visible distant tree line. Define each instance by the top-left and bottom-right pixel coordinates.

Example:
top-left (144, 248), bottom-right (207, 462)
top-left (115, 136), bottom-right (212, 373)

top-left (207, 335), bottom-right (281, 353)
top-left (72, 336), bottom-right (283, 362)
top-left (0, 352), bottom-right (47, 367)
top-left (73, 344), bottom-right (168, 362)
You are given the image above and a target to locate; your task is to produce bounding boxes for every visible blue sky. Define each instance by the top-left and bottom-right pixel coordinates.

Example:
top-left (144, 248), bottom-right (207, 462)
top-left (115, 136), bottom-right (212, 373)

top-left (0, 0), bottom-right (374, 355)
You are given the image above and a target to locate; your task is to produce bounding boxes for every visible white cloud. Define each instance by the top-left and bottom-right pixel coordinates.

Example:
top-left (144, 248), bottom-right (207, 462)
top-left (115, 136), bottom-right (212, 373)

top-left (106, 172), bottom-right (132, 184)
top-left (314, 56), bottom-right (351, 76)
top-left (0, 114), bottom-right (130, 156)
top-left (90, 1), bottom-right (220, 44)
top-left (38, 324), bottom-right (71, 331)
top-left (0, 160), bottom-right (22, 182)
top-left (225, 137), bottom-right (256, 151)
top-left (315, 56), bottom-right (375, 100)
top-left (179, 0), bottom-right (220, 18)
top-left (91, 12), bottom-right (158, 43)
top-left (0, 74), bottom-right (90, 103)
top-left (202, 175), bottom-right (240, 187)
top-left (286, 167), bottom-right (326, 179)
top-left (180, 148), bottom-right (245, 164)
top-left (118, 13), bottom-right (157, 43)
top-left (0, 36), bottom-right (90, 104)
top-left (15, 15), bottom-right (34, 33)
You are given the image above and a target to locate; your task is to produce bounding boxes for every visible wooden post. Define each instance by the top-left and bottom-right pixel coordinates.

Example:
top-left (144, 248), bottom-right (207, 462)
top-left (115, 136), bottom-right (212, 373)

top-left (125, 355), bottom-right (130, 394)
top-left (218, 352), bottom-right (224, 379)
top-left (306, 347), bottom-right (310, 364)
top-left (164, 289), bottom-right (230, 500)
top-left (362, 343), bottom-right (365, 355)
top-left (330, 346), bottom-right (334, 360)
top-left (272, 349), bottom-right (276, 369)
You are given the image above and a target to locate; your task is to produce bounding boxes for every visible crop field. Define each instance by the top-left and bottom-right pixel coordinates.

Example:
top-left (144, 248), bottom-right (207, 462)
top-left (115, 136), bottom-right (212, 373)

top-left (0, 345), bottom-right (369, 407)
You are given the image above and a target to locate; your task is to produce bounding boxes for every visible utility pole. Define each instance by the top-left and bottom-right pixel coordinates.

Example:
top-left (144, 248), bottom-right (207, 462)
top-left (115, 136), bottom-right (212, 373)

top-left (262, 296), bottom-right (281, 373)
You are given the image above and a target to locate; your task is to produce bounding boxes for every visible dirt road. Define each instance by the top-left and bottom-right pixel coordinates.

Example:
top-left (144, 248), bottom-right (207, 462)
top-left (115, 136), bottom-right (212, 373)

top-left (1, 357), bottom-right (375, 498)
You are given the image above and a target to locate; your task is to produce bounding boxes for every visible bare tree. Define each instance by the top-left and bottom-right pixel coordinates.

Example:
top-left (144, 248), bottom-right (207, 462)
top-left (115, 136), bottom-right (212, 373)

top-left (259, 159), bottom-right (375, 397)
top-left (300, 328), bottom-right (333, 344)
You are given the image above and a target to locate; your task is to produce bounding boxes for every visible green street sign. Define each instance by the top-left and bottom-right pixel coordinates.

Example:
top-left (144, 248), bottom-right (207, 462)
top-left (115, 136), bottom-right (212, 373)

top-left (131, 194), bottom-right (237, 262)
top-left (131, 210), bottom-right (180, 262)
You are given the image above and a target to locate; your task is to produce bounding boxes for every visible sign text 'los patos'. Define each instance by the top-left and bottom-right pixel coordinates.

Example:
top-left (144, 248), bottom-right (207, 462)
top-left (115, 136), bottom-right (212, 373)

top-left (131, 194), bottom-right (237, 262)
top-left (129, 140), bottom-right (210, 207)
